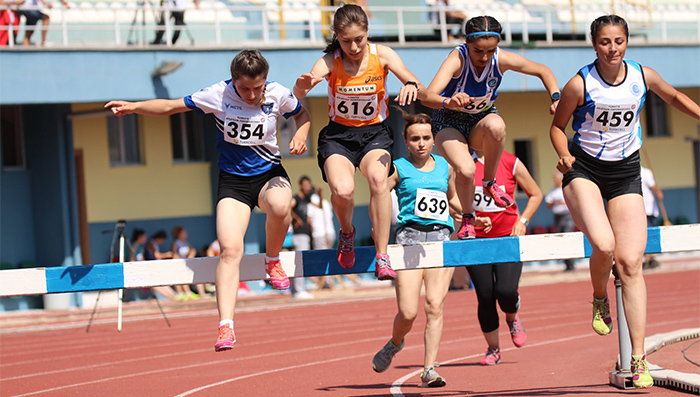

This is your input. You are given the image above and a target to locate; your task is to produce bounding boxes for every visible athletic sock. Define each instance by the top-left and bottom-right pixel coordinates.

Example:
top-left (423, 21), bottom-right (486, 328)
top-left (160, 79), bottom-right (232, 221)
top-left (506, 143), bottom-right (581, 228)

top-left (219, 319), bottom-right (233, 328)
top-left (264, 255), bottom-right (279, 263)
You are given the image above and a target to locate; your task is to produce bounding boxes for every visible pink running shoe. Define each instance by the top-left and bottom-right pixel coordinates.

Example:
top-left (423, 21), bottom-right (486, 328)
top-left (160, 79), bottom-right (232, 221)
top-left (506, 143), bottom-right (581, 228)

top-left (337, 227), bottom-right (356, 269)
top-left (483, 180), bottom-right (514, 208)
top-left (508, 315), bottom-right (527, 348)
top-left (375, 253), bottom-right (397, 281)
top-left (457, 214), bottom-right (476, 240)
top-left (265, 259), bottom-right (290, 290)
top-left (480, 347), bottom-right (501, 365)
top-left (214, 323), bottom-right (236, 352)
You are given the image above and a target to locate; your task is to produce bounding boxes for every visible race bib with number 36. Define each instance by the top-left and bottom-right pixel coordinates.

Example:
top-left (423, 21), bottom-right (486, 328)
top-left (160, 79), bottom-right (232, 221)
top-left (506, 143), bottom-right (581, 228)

top-left (224, 114), bottom-right (267, 146)
top-left (473, 185), bottom-right (506, 213)
top-left (414, 188), bottom-right (449, 222)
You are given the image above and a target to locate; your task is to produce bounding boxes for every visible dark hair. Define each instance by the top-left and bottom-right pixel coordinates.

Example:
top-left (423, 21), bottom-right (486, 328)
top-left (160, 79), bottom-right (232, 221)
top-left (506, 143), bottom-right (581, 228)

top-left (464, 16), bottom-right (502, 43)
top-left (299, 175), bottom-right (311, 185)
top-left (131, 228), bottom-right (145, 243)
top-left (394, 106), bottom-right (432, 139)
top-left (230, 49), bottom-right (269, 81)
top-left (323, 3), bottom-right (369, 54)
top-left (151, 230), bottom-right (167, 240)
top-left (590, 14), bottom-right (629, 43)
top-left (171, 225), bottom-right (185, 240)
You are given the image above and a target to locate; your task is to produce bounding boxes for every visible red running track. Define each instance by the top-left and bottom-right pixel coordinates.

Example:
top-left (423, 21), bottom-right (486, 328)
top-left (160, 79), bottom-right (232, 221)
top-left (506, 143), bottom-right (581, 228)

top-left (1, 268), bottom-right (698, 396)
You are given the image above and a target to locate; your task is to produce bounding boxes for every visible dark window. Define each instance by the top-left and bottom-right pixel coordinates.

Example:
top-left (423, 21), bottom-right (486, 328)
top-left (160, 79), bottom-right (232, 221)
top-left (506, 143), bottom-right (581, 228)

top-left (1, 105), bottom-right (24, 168)
top-left (171, 112), bottom-right (205, 162)
top-left (645, 91), bottom-right (669, 137)
top-left (107, 114), bottom-right (142, 166)
top-left (513, 139), bottom-right (535, 193)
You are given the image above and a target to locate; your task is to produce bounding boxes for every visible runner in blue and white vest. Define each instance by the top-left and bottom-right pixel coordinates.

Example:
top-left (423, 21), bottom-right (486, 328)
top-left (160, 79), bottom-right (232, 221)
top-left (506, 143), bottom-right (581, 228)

top-left (550, 15), bottom-right (700, 389)
top-left (420, 15), bottom-right (560, 240)
top-left (105, 50), bottom-right (311, 353)
top-left (370, 108), bottom-right (491, 387)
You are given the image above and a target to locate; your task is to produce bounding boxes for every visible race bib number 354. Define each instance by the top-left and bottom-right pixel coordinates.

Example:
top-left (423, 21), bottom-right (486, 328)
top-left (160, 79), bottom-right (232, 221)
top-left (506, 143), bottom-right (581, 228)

top-left (224, 115), bottom-right (267, 146)
top-left (414, 188), bottom-right (449, 222)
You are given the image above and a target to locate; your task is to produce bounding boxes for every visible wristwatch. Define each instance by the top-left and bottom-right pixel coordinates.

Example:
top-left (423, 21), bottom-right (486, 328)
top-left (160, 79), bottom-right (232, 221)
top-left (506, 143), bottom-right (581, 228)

top-left (551, 92), bottom-right (561, 101)
top-left (519, 217), bottom-right (530, 226)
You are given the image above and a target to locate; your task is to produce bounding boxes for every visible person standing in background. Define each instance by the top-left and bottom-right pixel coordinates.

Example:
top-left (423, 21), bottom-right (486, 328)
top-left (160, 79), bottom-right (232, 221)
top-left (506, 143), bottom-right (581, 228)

top-left (290, 176), bottom-right (314, 299)
top-left (545, 171), bottom-right (576, 271)
top-left (640, 166), bottom-right (664, 269)
top-left (151, 0), bottom-right (198, 45)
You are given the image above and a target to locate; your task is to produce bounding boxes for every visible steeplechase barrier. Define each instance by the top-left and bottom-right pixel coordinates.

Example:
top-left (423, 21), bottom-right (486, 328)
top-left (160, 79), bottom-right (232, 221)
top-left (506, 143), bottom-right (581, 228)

top-left (1, 225), bottom-right (698, 297)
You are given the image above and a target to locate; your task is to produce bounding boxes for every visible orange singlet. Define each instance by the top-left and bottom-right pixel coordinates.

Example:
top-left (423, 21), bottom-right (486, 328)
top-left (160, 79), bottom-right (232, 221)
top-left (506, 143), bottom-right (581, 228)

top-left (327, 43), bottom-right (389, 127)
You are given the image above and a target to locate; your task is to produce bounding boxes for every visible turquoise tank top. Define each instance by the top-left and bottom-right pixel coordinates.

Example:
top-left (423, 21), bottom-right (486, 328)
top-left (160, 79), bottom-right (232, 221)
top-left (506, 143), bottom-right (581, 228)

top-left (394, 154), bottom-right (453, 231)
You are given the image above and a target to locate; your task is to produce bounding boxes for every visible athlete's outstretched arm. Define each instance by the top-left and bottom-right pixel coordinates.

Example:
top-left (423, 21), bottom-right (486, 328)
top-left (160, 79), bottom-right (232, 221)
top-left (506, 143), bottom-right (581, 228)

top-left (288, 107), bottom-right (311, 156)
top-left (644, 66), bottom-right (700, 120)
top-left (104, 98), bottom-right (189, 117)
top-left (549, 75), bottom-right (583, 174)
top-left (294, 54), bottom-right (333, 99)
top-left (510, 162), bottom-right (543, 236)
top-left (499, 50), bottom-right (560, 114)
top-left (377, 44), bottom-right (424, 106)
top-left (421, 49), bottom-right (472, 110)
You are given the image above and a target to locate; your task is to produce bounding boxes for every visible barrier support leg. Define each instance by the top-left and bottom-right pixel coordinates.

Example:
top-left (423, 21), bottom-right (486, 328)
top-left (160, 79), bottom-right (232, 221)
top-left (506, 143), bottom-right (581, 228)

top-left (609, 264), bottom-right (634, 389)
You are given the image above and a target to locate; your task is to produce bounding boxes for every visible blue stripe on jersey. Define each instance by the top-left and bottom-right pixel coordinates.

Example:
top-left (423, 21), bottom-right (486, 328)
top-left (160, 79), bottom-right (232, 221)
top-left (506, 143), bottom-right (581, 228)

top-left (283, 101), bottom-right (302, 119)
top-left (215, 128), bottom-right (277, 176)
top-left (184, 96), bottom-right (205, 115)
top-left (441, 44), bottom-right (502, 104)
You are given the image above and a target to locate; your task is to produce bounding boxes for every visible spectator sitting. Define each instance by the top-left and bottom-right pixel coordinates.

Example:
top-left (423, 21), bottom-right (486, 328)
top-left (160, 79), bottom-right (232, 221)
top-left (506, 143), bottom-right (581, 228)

top-left (171, 225), bottom-right (208, 300)
top-left (19, 0), bottom-right (68, 46)
top-left (143, 230), bottom-right (177, 300)
top-left (431, 0), bottom-right (468, 41)
top-left (0, 0), bottom-right (23, 46)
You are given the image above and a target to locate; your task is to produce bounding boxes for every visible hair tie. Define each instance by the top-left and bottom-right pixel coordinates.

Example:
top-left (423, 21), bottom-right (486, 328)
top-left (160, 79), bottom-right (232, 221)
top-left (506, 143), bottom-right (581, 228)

top-left (466, 31), bottom-right (501, 37)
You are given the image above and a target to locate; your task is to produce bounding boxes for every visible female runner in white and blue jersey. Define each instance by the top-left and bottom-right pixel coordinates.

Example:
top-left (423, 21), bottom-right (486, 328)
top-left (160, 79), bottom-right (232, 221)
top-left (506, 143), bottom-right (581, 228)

top-left (550, 15), bottom-right (700, 389)
top-left (370, 108), bottom-right (491, 387)
top-left (105, 50), bottom-right (311, 352)
top-left (421, 16), bottom-right (560, 240)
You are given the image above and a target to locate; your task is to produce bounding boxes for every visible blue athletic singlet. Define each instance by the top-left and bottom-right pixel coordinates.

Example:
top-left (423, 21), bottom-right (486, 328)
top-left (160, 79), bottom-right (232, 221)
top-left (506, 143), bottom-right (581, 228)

top-left (184, 80), bottom-right (302, 176)
top-left (394, 155), bottom-right (453, 231)
top-left (144, 239), bottom-right (158, 261)
top-left (174, 240), bottom-right (191, 258)
top-left (441, 45), bottom-right (503, 114)
top-left (572, 60), bottom-right (646, 161)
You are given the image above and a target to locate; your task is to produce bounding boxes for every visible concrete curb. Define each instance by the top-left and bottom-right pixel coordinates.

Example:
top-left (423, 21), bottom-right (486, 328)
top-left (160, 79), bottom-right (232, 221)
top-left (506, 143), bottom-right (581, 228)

top-left (646, 328), bottom-right (700, 395)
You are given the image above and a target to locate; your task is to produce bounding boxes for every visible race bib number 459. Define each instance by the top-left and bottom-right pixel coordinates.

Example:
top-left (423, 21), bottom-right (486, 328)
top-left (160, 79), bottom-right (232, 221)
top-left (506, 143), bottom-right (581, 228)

top-left (224, 115), bottom-right (267, 146)
top-left (592, 103), bottom-right (636, 133)
top-left (414, 188), bottom-right (449, 222)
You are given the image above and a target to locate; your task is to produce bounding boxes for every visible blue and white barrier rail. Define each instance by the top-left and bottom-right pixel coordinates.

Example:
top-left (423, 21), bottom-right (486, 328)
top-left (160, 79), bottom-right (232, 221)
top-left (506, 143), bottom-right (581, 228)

top-left (1, 225), bottom-right (698, 297)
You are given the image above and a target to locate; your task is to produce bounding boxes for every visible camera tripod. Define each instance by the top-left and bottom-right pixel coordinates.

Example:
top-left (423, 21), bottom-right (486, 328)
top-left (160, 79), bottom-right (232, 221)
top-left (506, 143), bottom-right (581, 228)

top-left (127, 0), bottom-right (194, 46)
top-left (86, 220), bottom-right (171, 332)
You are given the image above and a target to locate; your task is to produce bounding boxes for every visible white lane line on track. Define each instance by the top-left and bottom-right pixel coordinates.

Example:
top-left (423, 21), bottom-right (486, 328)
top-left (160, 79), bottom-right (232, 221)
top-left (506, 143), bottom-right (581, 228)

top-left (389, 316), bottom-right (698, 397)
top-left (390, 332), bottom-right (594, 397)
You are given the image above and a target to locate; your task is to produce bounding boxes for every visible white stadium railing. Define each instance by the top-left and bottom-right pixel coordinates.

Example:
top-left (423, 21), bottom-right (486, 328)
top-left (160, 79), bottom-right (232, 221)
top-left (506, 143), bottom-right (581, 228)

top-left (1, 2), bottom-right (699, 49)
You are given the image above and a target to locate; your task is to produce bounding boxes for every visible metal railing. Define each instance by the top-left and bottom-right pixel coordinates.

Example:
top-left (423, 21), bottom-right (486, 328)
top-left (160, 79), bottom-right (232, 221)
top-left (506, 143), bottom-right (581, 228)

top-left (2, 3), bottom-right (699, 49)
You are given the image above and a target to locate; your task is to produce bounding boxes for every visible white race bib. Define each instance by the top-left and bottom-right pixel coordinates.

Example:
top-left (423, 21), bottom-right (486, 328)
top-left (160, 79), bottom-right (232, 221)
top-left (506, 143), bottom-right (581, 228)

top-left (334, 93), bottom-right (378, 121)
top-left (453, 93), bottom-right (492, 114)
top-left (591, 103), bottom-right (636, 133)
top-left (473, 185), bottom-right (507, 213)
top-left (223, 114), bottom-right (268, 146)
top-left (414, 188), bottom-right (449, 222)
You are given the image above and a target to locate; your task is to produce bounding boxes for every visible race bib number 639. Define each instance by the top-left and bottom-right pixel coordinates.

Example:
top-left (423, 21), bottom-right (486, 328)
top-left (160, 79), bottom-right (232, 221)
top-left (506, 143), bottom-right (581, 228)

top-left (414, 188), bottom-right (449, 222)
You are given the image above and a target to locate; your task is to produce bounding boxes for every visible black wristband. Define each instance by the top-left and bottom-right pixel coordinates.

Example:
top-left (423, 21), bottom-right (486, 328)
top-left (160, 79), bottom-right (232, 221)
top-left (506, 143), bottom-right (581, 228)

top-left (405, 81), bottom-right (418, 89)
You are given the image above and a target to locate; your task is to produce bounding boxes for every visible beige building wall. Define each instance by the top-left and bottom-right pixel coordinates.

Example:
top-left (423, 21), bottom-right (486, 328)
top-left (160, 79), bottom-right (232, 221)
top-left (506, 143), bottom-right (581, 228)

top-left (71, 103), bottom-right (213, 223)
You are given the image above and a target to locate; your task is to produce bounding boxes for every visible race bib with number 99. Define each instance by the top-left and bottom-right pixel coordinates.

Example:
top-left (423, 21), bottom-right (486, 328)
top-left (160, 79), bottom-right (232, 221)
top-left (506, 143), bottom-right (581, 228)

top-left (414, 188), bottom-right (449, 222)
top-left (224, 114), bottom-right (268, 146)
top-left (473, 185), bottom-right (506, 213)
